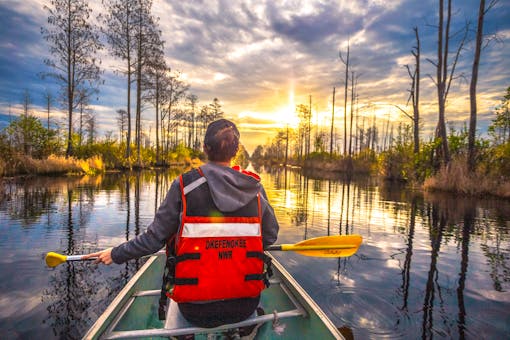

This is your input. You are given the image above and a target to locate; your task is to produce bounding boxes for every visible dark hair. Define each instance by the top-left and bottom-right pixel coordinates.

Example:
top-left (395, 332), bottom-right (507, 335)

top-left (204, 119), bottom-right (240, 162)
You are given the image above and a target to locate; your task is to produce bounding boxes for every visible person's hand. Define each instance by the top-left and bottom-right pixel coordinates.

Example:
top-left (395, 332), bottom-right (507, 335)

top-left (83, 247), bottom-right (114, 265)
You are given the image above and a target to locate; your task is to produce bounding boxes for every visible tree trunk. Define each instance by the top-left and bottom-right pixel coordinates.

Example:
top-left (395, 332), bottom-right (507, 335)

top-left (349, 71), bottom-right (355, 156)
top-left (66, 1), bottom-right (73, 158)
top-left (46, 94), bottom-right (51, 131)
top-left (330, 86), bottom-right (335, 157)
top-left (155, 74), bottom-right (160, 164)
top-left (468, 0), bottom-right (486, 172)
top-left (307, 95), bottom-right (312, 157)
top-left (135, 3), bottom-right (142, 167)
top-left (285, 124), bottom-right (289, 165)
top-left (413, 27), bottom-right (420, 154)
top-left (79, 101), bottom-right (83, 147)
top-left (125, 6), bottom-right (132, 162)
top-left (436, 0), bottom-right (450, 164)
top-left (342, 43), bottom-right (350, 156)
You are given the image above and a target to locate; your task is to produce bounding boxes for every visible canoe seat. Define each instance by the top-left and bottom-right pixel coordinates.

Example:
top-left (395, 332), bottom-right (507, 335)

top-left (164, 299), bottom-right (260, 330)
top-left (163, 280), bottom-right (307, 336)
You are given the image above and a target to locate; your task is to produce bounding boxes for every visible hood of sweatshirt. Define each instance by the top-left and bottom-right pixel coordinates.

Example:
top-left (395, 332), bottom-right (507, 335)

top-left (200, 162), bottom-right (262, 212)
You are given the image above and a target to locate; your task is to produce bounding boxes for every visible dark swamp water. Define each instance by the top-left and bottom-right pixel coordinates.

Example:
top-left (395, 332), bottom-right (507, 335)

top-left (0, 167), bottom-right (509, 339)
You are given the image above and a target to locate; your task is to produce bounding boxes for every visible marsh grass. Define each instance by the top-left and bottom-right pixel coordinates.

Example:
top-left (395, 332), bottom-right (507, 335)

top-left (424, 156), bottom-right (510, 199)
top-left (0, 154), bottom-right (105, 176)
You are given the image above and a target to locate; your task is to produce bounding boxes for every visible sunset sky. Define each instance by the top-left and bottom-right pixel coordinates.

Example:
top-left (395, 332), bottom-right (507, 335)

top-left (0, 0), bottom-right (509, 153)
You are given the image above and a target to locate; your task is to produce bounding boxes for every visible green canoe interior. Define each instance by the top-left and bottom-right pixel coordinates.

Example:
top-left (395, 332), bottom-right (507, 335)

top-left (85, 254), bottom-right (342, 339)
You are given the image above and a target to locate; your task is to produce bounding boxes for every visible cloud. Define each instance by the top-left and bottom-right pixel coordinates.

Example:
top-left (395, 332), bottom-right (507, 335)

top-left (268, 2), bottom-right (356, 45)
top-left (0, 0), bottom-right (509, 152)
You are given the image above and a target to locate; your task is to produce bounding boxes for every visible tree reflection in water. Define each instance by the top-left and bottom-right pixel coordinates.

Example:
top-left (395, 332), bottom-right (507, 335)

top-left (1, 167), bottom-right (509, 339)
top-left (39, 172), bottom-right (162, 339)
top-left (262, 167), bottom-right (510, 339)
top-left (42, 182), bottom-right (100, 339)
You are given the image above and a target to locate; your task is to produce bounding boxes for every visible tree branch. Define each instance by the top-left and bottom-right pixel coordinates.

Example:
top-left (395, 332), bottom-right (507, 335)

top-left (394, 105), bottom-right (414, 120)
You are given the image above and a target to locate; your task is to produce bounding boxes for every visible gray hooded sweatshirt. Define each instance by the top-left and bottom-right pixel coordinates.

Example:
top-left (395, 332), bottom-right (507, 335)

top-left (111, 163), bottom-right (279, 264)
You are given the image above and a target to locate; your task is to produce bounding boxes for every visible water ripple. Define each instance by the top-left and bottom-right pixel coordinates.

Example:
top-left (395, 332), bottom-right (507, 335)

top-left (318, 287), bottom-right (419, 339)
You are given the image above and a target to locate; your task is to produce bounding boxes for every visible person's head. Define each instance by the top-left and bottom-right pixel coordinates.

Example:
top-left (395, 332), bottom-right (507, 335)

top-left (203, 119), bottom-right (240, 163)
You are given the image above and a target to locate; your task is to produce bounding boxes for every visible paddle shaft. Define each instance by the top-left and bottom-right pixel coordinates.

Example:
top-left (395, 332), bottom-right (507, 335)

top-left (64, 250), bottom-right (165, 262)
top-left (266, 244), bottom-right (358, 251)
top-left (66, 246), bottom-right (355, 258)
top-left (66, 255), bottom-right (96, 261)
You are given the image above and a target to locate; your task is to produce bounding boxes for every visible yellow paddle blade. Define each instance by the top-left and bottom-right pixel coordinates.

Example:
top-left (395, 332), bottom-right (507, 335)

top-left (282, 235), bottom-right (362, 258)
top-left (45, 252), bottom-right (67, 268)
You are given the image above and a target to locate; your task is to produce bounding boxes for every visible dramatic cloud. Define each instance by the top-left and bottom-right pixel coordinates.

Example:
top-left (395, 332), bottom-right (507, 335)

top-left (0, 0), bottom-right (509, 152)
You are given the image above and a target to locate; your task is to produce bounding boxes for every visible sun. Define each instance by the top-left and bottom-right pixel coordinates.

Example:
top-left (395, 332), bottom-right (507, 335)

top-left (272, 88), bottom-right (300, 128)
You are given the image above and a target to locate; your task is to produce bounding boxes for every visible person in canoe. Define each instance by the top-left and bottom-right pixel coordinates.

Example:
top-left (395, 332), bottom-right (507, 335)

top-left (84, 119), bottom-right (279, 329)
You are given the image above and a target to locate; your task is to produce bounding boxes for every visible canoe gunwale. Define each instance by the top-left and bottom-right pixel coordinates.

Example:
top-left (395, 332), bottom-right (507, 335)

top-left (84, 253), bottom-right (344, 340)
top-left (268, 253), bottom-right (343, 339)
top-left (83, 255), bottom-right (160, 339)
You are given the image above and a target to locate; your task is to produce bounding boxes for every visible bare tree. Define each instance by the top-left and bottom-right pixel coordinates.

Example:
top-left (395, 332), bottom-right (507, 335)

top-left (307, 95), bottom-right (312, 157)
top-left (408, 27), bottom-right (421, 154)
top-left (41, 0), bottom-right (102, 157)
top-left (163, 71), bottom-right (189, 154)
top-left (428, 0), bottom-right (468, 164)
top-left (196, 104), bottom-right (210, 148)
top-left (85, 113), bottom-right (96, 145)
top-left (144, 52), bottom-right (168, 164)
top-left (20, 89), bottom-right (32, 154)
top-left (44, 89), bottom-right (54, 131)
top-left (349, 72), bottom-right (361, 157)
top-left (396, 27), bottom-right (421, 154)
top-left (411, 27), bottom-right (421, 154)
top-left (21, 89), bottom-right (31, 118)
top-left (330, 87), bottom-right (336, 156)
top-left (186, 94), bottom-right (199, 149)
top-left (209, 98), bottom-right (224, 121)
top-left (296, 104), bottom-right (311, 161)
top-left (339, 41), bottom-right (350, 156)
top-left (77, 89), bottom-right (90, 147)
top-left (102, 0), bottom-right (138, 160)
top-left (354, 94), bottom-right (359, 154)
top-left (468, 0), bottom-right (499, 171)
top-left (116, 109), bottom-right (128, 144)
top-left (133, 0), bottom-right (163, 166)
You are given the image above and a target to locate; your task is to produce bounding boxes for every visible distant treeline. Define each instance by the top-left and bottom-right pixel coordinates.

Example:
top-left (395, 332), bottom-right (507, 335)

top-left (251, 86), bottom-right (510, 198)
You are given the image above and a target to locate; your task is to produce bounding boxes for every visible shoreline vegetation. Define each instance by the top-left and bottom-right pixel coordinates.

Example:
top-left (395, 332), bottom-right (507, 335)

top-left (247, 86), bottom-right (510, 200)
top-left (255, 156), bottom-right (510, 200)
top-left (0, 115), bottom-right (508, 199)
top-left (1, 88), bottom-right (508, 200)
top-left (1, 152), bottom-right (509, 200)
top-left (0, 152), bottom-right (203, 178)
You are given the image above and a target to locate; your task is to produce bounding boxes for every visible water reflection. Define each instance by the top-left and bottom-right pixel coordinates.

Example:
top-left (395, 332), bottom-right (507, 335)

top-left (262, 168), bottom-right (510, 339)
top-left (0, 168), bottom-right (509, 339)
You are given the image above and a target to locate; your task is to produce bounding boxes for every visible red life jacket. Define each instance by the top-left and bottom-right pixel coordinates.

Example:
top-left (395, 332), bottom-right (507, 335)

top-left (167, 167), bottom-right (268, 303)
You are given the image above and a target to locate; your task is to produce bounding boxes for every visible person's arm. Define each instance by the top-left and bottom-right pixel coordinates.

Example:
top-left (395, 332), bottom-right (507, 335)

top-left (85, 179), bottom-right (182, 265)
top-left (260, 187), bottom-right (279, 247)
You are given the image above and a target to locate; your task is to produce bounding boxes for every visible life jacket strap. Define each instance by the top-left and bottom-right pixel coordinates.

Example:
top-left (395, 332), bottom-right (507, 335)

top-left (158, 255), bottom-right (177, 320)
top-left (245, 274), bottom-right (265, 281)
top-left (176, 252), bottom-right (201, 263)
top-left (183, 176), bottom-right (207, 195)
top-left (174, 277), bottom-right (199, 285)
top-left (245, 251), bottom-right (273, 287)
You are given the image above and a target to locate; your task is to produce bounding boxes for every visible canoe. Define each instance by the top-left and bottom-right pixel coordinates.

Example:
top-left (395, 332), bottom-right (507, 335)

top-left (83, 252), bottom-right (344, 339)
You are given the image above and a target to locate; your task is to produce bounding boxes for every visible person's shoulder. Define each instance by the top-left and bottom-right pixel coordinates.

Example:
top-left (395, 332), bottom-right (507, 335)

top-left (231, 165), bottom-right (261, 182)
top-left (180, 167), bottom-right (204, 185)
